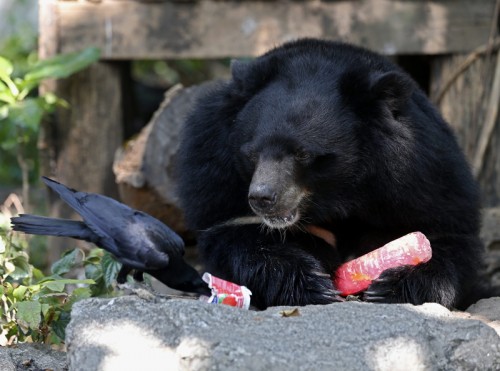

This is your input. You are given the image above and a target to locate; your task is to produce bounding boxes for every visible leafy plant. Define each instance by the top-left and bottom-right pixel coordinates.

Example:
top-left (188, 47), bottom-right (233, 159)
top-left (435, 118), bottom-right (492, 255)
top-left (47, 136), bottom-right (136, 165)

top-left (0, 47), bottom-right (100, 200)
top-left (0, 222), bottom-right (121, 345)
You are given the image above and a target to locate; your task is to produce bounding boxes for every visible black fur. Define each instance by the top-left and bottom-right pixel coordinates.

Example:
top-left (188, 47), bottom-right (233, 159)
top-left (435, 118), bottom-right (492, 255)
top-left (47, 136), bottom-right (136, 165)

top-left (178, 39), bottom-right (487, 309)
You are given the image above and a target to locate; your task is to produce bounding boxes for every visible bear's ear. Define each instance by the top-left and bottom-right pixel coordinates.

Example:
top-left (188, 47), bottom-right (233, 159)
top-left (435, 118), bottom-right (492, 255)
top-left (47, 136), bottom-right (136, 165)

top-left (230, 58), bottom-right (277, 96)
top-left (230, 59), bottom-right (257, 95)
top-left (369, 71), bottom-right (415, 112)
top-left (230, 59), bottom-right (249, 84)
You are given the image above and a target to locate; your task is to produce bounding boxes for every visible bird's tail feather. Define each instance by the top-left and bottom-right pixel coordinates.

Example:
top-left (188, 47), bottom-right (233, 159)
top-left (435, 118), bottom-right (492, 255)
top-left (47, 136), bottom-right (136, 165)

top-left (11, 214), bottom-right (97, 243)
top-left (41, 176), bottom-right (87, 216)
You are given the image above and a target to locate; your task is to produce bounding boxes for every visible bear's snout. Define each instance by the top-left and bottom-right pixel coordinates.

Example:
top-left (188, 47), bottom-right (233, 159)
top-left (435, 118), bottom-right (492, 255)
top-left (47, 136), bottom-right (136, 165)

top-left (248, 184), bottom-right (278, 213)
top-left (247, 157), bottom-right (304, 228)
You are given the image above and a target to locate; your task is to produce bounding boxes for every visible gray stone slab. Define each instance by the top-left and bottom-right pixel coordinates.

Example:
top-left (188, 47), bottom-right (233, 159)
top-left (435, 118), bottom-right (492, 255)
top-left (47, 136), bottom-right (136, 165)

top-left (0, 343), bottom-right (67, 371)
top-left (66, 295), bottom-right (500, 371)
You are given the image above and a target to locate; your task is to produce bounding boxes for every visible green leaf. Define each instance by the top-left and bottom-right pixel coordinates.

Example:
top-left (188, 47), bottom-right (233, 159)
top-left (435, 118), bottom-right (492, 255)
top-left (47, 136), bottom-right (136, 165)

top-left (51, 310), bottom-right (70, 341)
top-left (24, 47), bottom-right (100, 82)
top-left (12, 254), bottom-right (30, 269)
top-left (31, 267), bottom-right (45, 282)
top-left (10, 255), bottom-right (31, 280)
top-left (84, 263), bottom-right (102, 281)
top-left (84, 256), bottom-right (101, 265)
top-left (29, 284), bottom-right (41, 293)
top-left (89, 278), bottom-right (108, 297)
top-left (40, 278), bottom-right (95, 292)
top-left (38, 293), bottom-right (66, 306)
top-left (16, 301), bottom-right (41, 330)
top-left (3, 282), bottom-right (13, 296)
top-left (43, 92), bottom-right (58, 105)
top-left (0, 78), bottom-right (18, 98)
top-left (13, 285), bottom-right (28, 301)
top-left (87, 248), bottom-right (104, 258)
top-left (84, 248), bottom-right (103, 265)
top-left (56, 97), bottom-right (69, 109)
top-left (53, 278), bottom-right (95, 285)
top-left (0, 95), bottom-right (15, 105)
top-left (51, 248), bottom-right (82, 275)
top-left (41, 303), bottom-right (50, 317)
top-left (0, 105), bottom-right (8, 120)
top-left (0, 56), bottom-right (14, 76)
top-left (4, 261), bottom-right (15, 275)
top-left (0, 80), bottom-right (6, 90)
top-left (70, 287), bottom-right (92, 302)
top-left (0, 90), bottom-right (15, 104)
top-left (7, 98), bottom-right (45, 132)
top-left (0, 57), bottom-right (19, 97)
top-left (44, 281), bottom-right (65, 292)
top-left (0, 136), bottom-right (18, 151)
top-left (64, 287), bottom-right (92, 311)
top-left (101, 252), bottom-right (121, 288)
top-left (2, 78), bottom-right (18, 97)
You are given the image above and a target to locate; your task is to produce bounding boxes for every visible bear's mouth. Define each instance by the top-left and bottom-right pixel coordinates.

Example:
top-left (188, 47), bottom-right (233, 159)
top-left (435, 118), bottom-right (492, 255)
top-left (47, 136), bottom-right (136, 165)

top-left (262, 208), bottom-right (300, 229)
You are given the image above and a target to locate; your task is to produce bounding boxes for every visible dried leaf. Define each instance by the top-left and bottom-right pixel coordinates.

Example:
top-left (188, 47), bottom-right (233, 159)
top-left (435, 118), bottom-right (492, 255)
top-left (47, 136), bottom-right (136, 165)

top-left (279, 308), bottom-right (301, 317)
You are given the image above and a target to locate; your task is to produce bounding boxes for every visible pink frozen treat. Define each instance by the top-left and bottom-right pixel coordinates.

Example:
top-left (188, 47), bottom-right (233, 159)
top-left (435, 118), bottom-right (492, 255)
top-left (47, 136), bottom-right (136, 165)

top-left (334, 232), bottom-right (432, 296)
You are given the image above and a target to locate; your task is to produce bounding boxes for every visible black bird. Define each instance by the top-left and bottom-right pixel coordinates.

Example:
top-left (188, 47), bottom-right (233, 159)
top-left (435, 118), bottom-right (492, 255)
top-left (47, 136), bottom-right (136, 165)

top-left (11, 176), bottom-right (210, 296)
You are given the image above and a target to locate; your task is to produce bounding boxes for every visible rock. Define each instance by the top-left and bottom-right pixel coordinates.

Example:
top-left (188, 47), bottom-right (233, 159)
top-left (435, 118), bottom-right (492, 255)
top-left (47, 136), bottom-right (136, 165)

top-left (481, 208), bottom-right (500, 251)
top-left (0, 343), bottom-right (67, 371)
top-left (66, 295), bottom-right (500, 370)
top-left (467, 297), bottom-right (500, 320)
top-left (481, 208), bottom-right (500, 289)
top-left (463, 297), bottom-right (500, 336)
top-left (113, 82), bottom-right (218, 239)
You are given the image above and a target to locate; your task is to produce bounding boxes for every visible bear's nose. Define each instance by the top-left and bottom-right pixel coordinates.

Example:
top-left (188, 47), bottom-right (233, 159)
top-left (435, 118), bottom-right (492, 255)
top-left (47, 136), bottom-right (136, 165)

top-left (248, 184), bottom-right (277, 212)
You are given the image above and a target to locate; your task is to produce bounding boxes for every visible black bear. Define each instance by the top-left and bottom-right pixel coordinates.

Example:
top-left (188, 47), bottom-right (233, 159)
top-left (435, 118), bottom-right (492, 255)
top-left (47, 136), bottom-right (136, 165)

top-left (178, 39), bottom-right (486, 310)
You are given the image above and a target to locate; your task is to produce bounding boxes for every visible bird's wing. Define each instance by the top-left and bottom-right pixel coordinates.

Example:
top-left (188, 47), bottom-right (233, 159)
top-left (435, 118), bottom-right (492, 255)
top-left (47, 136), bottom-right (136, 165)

top-left (42, 177), bottom-right (178, 269)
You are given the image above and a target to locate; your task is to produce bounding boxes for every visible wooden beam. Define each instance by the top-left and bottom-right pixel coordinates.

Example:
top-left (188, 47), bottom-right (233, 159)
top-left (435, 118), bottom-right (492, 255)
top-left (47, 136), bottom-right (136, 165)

top-left (38, 0), bottom-right (126, 262)
top-left (47, 0), bottom-right (496, 59)
top-left (431, 51), bottom-right (500, 207)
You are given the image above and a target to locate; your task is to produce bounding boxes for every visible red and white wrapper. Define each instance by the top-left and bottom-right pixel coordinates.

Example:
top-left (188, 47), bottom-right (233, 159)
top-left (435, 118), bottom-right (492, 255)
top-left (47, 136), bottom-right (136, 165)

top-left (200, 273), bottom-right (252, 309)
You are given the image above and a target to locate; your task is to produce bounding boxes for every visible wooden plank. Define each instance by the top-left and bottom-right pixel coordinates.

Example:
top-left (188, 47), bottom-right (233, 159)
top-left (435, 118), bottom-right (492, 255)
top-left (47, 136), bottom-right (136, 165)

top-left (38, 0), bottom-right (59, 179)
top-left (48, 0), bottom-right (496, 59)
top-left (39, 1), bottom-right (126, 262)
top-left (38, 0), bottom-right (58, 60)
top-left (39, 62), bottom-right (126, 263)
top-left (52, 62), bottom-right (124, 198)
top-left (431, 51), bottom-right (500, 208)
top-left (473, 51), bottom-right (500, 178)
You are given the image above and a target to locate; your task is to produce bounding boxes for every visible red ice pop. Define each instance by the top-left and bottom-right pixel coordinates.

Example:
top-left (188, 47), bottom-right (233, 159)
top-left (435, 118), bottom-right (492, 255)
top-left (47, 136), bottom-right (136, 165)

top-left (334, 232), bottom-right (432, 296)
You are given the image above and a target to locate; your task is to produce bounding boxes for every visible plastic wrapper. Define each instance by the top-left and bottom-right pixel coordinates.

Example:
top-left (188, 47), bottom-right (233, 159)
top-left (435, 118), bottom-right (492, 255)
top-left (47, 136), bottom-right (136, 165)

top-left (200, 273), bottom-right (252, 309)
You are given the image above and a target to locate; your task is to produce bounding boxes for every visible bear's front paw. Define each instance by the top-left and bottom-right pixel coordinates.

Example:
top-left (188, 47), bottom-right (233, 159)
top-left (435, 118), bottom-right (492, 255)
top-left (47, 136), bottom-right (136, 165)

top-left (293, 269), bottom-right (344, 306)
top-left (363, 263), bottom-right (459, 308)
top-left (363, 265), bottom-right (415, 304)
top-left (257, 266), bottom-right (343, 308)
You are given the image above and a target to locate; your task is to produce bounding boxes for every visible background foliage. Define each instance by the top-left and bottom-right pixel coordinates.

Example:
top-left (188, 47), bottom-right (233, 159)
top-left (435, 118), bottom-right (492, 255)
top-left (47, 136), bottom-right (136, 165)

top-left (0, 2), bottom-right (120, 345)
top-left (0, 1), bottom-right (222, 346)
top-left (0, 215), bottom-right (121, 345)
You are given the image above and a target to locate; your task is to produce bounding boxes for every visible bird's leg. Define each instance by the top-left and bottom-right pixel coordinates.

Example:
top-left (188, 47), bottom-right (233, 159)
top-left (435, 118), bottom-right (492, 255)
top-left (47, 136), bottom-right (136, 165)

top-left (117, 265), bottom-right (132, 284)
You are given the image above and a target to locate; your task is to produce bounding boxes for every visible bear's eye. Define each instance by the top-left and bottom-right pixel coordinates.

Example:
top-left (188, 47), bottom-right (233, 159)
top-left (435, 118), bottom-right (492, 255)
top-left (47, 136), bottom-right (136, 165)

top-left (295, 150), bottom-right (312, 162)
top-left (241, 144), bottom-right (257, 163)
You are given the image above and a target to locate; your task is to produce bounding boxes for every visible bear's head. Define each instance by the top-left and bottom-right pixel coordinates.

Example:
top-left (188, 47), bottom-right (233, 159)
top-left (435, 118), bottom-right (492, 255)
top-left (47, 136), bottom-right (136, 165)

top-left (231, 41), bottom-right (416, 229)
